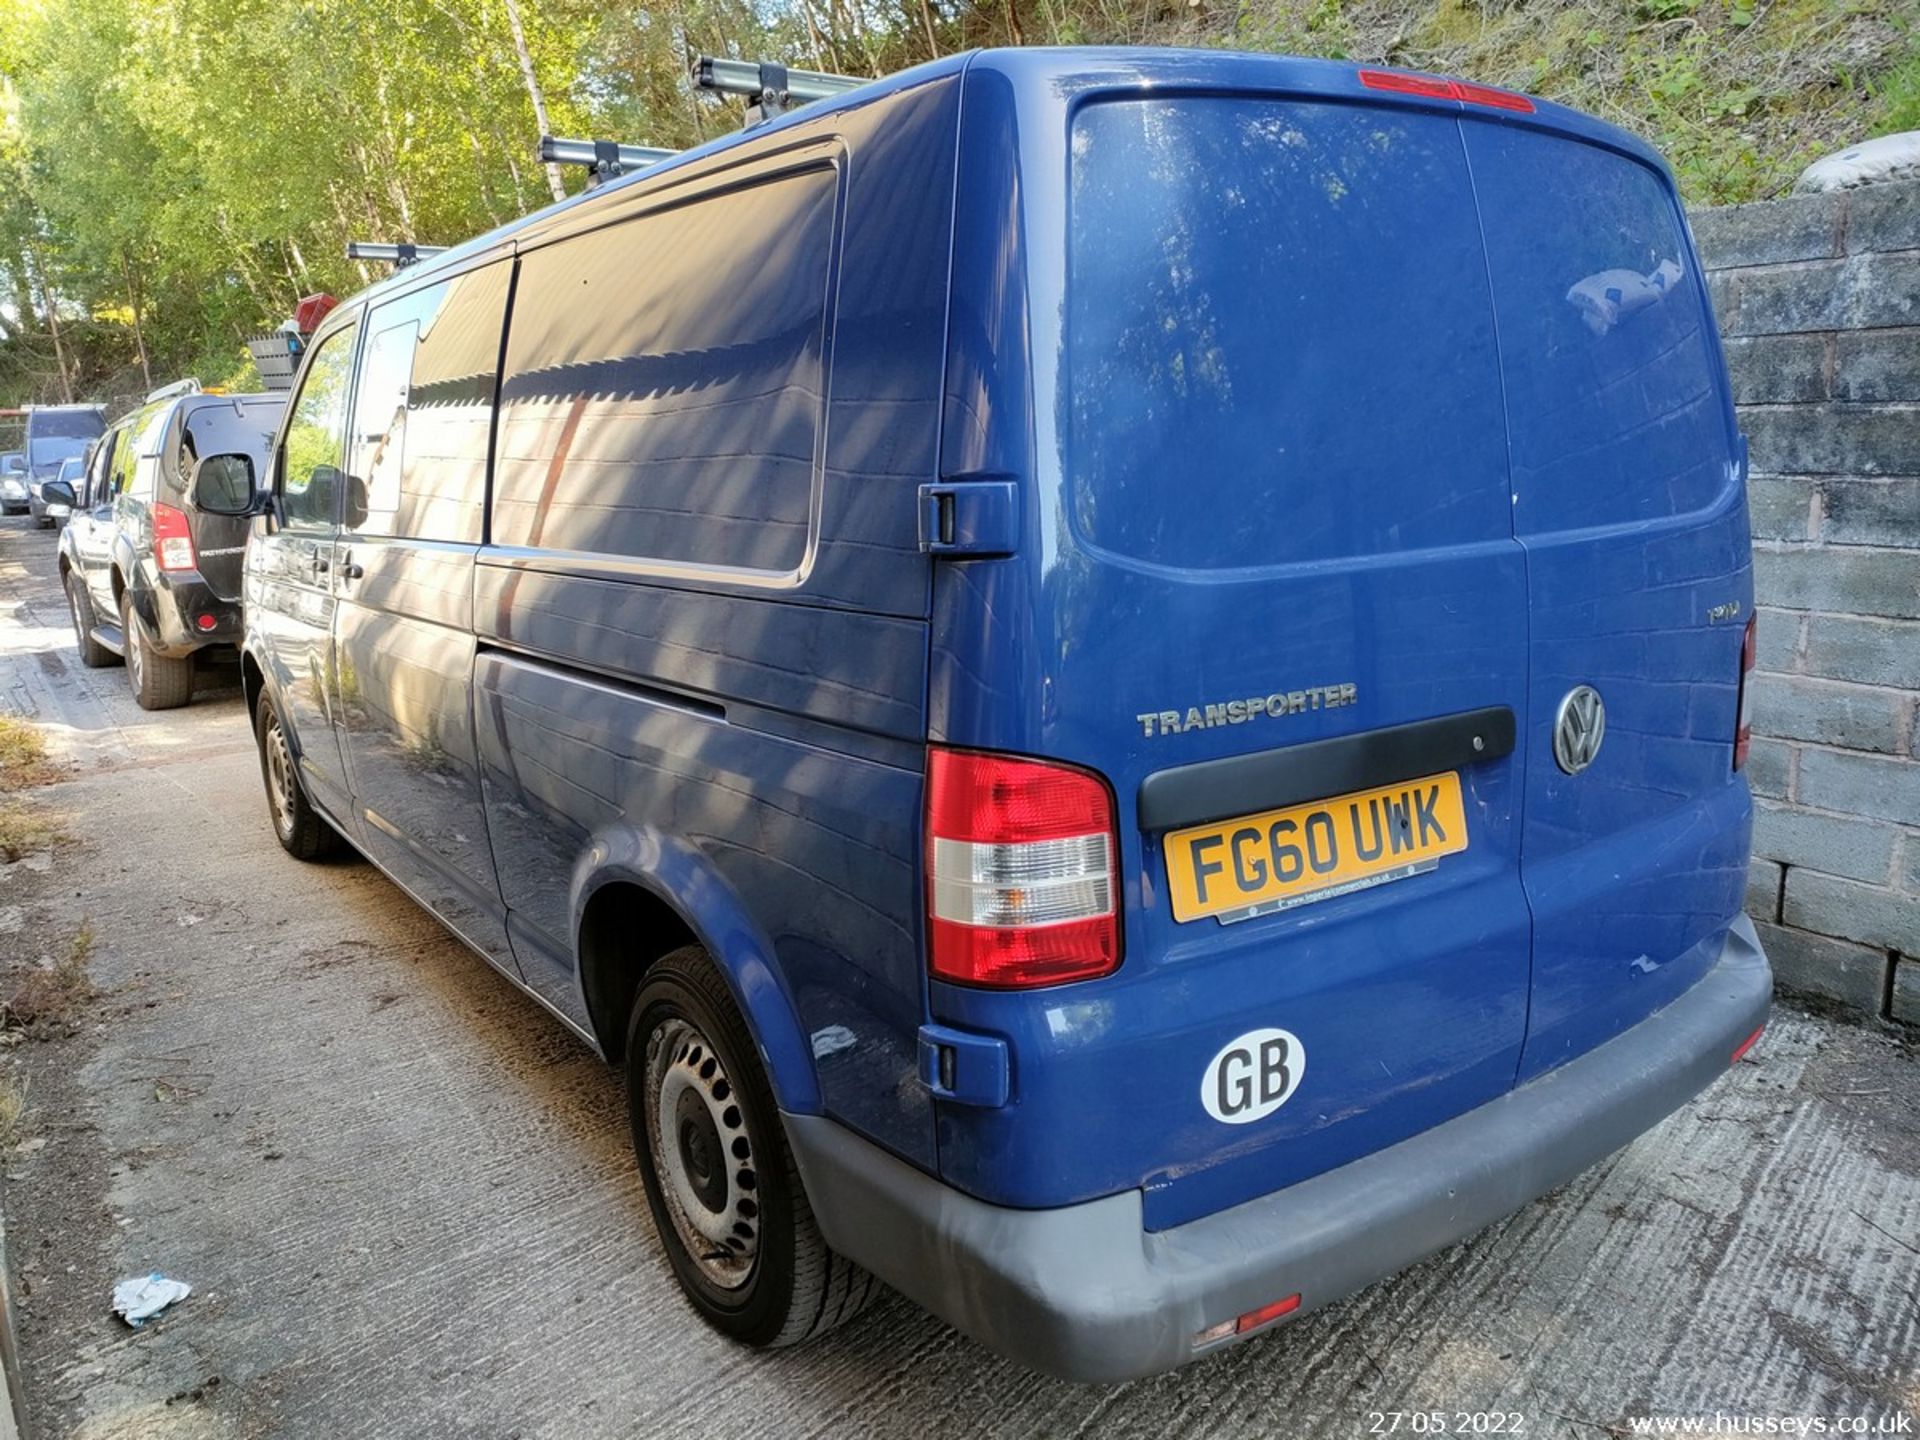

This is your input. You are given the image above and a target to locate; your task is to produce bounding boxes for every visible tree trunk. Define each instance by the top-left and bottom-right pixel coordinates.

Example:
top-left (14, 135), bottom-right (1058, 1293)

top-left (25, 242), bottom-right (73, 404)
top-left (501, 0), bottom-right (567, 204)
top-left (120, 250), bottom-right (153, 391)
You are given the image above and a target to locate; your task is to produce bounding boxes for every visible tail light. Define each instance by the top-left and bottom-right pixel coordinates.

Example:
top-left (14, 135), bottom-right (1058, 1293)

top-left (925, 747), bottom-right (1121, 988)
top-left (153, 503), bottom-right (196, 573)
top-left (1733, 613), bottom-right (1756, 770)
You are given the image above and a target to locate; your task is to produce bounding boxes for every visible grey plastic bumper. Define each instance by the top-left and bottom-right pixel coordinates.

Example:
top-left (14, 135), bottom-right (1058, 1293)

top-left (785, 915), bottom-right (1771, 1383)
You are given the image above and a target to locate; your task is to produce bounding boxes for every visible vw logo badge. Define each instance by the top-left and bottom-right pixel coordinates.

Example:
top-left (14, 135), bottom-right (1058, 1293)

top-left (1554, 685), bottom-right (1606, 775)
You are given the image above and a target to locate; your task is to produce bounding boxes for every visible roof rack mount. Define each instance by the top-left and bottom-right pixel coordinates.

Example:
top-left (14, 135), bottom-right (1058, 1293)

top-left (347, 241), bottom-right (449, 268)
top-left (692, 56), bottom-right (863, 124)
top-left (539, 136), bottom-right (677, 189)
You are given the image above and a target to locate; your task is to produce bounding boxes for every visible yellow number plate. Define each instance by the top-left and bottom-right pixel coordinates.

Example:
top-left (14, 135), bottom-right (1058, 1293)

top-left (1165, 772), bottom-right (1468, 924)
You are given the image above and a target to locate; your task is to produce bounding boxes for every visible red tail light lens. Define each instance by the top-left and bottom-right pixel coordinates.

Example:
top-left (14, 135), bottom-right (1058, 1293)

top-left (1358, 68), bottom-right (1537, 113)
top-left (1734, 613), bottom-right (1756, 770)
top-left (153, 503), bottom-right (196, 573)
top-left (926, 748), bottom-right (1121, 988)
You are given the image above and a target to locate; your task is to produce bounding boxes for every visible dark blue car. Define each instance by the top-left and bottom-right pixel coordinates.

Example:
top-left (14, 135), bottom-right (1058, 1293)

top-left (219, 48), bottom-right (1771, 1381)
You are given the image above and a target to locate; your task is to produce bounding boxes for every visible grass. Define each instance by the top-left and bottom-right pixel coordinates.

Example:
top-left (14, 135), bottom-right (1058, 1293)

top-left (0, 714), bottom-right (52, 792)
top-left (0, 804), bottom-right (63, 863)
top-left (0, 714), bottom-right (66, 860)
top-left (0, 1071), bottom-right (24, 1154)
top-left (3, 921), bottom-right (98, 1034)
top-left (1156, 0), bottom-right (1914, 203)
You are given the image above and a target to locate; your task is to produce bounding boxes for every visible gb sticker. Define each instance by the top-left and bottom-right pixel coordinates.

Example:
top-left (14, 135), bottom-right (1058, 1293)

top-left (1201, 1028), bottom-right (1304, 1124)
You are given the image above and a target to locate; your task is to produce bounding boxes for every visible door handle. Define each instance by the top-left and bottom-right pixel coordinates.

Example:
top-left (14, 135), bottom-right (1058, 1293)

top-left (340, 561), bottom-right (365, 581)
top-left (314, 555), bottom-right (330, 575)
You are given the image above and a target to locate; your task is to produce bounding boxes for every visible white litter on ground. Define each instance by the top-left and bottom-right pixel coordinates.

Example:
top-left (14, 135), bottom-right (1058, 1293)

top-left (111, 1273), bottom-right (191, 1326)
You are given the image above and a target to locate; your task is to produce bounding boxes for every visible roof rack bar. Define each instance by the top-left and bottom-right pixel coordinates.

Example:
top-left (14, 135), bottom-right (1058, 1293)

top-left (692, 56), bottom-right (863, 122)
top-left (347, 242), bottom-right (448, 268)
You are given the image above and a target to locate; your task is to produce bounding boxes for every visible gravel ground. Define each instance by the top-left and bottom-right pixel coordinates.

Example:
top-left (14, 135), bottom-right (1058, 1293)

top-left (0, 513), bottom-right (1916, 1440)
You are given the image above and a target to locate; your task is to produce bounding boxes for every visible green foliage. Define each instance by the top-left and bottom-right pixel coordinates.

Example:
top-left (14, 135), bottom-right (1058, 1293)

top-left (0, 0), bottom-right (1913, 410)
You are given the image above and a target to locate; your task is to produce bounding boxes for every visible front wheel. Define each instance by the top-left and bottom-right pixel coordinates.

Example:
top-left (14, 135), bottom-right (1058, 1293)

top-left (629, 946), bottom-right (876, 1349)
top-left (254, 693), bottom-right (342, 861)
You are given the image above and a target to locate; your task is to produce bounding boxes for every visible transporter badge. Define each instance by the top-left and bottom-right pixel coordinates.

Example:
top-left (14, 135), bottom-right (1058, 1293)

top-left (1138, 683), bottom-right (1358, 739)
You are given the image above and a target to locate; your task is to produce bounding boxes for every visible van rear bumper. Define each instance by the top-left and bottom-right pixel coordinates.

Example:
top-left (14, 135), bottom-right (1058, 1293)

top-left (784, 914), bottom-right (1770, 1383)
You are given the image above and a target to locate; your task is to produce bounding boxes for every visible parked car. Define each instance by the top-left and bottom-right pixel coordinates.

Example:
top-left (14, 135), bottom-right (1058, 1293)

top-left (23, 404), bottom-right (105, 523)
top-left (37, 456), bottom-right (84, 529)
top-left (47, 386), bottom-right (284, 709)
top-left (216, 49), bottom-right (1771, 1383)
top-left (30, 453), bottom-right (88, 528)
top-left (0, 452), bottom-right (26, 515)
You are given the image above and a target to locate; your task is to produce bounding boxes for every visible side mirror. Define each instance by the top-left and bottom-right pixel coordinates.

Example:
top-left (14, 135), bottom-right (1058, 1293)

top-left (41, 479), bottom-right (76, 510)
top-left (343, 472), bottom-right (369, 531)
top-left (193, 453), bottom-right (257, 516)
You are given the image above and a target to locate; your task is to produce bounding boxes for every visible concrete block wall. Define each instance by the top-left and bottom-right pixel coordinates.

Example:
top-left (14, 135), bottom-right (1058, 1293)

top-left (1690, 178), bottom-right (1920, 1024)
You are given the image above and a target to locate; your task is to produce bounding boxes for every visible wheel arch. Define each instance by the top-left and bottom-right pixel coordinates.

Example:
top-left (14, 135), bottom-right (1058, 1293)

top-left (570, 825), bottom-right (822, 1116)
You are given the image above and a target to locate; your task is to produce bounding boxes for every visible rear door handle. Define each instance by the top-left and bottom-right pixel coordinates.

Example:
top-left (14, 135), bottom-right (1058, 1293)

top-left (340, 561), bottom-right (364, 580)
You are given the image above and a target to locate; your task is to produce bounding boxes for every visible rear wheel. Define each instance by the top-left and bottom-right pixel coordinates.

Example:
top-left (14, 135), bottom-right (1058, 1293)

top-left (255, 693), bottom-right (341, 861)
top-left (65, 572), bottom-right (117, 669)
top-left (628, 946), bottom-right (876, 1349)
top-left (121, 591), bottom-right (193, 710)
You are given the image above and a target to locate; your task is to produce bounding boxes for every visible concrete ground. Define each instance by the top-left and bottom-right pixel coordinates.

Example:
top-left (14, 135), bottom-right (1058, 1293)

top-left (0, 513), bottom-right (1916, 1440)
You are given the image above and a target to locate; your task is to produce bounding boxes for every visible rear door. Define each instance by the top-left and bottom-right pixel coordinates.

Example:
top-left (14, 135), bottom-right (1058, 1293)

top-left (1462, 124), bottom-right (1753, 1078)
top-left (931, 89), bottom-right (1537, 1225)
top-left (70, 428), bottom-right (124, 609)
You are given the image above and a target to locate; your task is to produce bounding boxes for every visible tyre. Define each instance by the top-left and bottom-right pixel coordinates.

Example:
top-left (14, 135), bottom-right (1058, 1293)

top-left (254, 691), bottom-right (342, 860)
top-left (629, 946), bottom-right (876, 1349)
top-left (65, 571), bottom-right (119, 670)
top-left (121, 590), bottom-right (193, 710)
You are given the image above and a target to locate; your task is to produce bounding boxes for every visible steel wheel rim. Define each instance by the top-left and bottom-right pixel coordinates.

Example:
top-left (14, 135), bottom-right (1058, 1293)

top-left (644, 1016), bottom-right (759, 1290)
top-left (265, 718), bottom-right (296, 841)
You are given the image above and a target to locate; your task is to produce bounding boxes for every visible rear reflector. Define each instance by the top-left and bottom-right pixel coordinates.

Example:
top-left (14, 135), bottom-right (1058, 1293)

top-left (1733, 613), bottom-right (1757, 771)
top-left (1196, 1292), bottom-right (1305, 1347)
top-left (1731, 1024), bottom-right (1764, 1065)
top-left (152, 503), bottom-right (196, 573)
top-left (1358, 68), bottom-right (1537, 113)
top-left (926, 748), bottom-right (1121, 988)
top-left (195, 613), bottom-right (217, 632)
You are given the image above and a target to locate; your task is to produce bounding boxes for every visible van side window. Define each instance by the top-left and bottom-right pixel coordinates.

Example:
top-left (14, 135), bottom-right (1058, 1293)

top-left (280, 323), bottom-right (360, 530)
top-left (347, 265), bottom-right (508, 544)
top-left (493, 168), bottom-right (835, 573)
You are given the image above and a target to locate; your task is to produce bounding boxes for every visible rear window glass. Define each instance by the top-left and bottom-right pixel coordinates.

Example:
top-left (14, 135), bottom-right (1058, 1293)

top-left (1066, 97), bottom-right (1512, 571)
top-left (493, 168), bottom-right (835, 574)
top-left (1463, 125), bottom-right (1729, 534)
top-left (180, 401), bottom-right (283, 484)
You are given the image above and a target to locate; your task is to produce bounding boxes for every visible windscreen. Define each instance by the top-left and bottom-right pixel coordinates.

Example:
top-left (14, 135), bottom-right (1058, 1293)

top-left (1066, 97), bottom-right (1513, 571)
top-left (29, 409), bottom-right (103, 441)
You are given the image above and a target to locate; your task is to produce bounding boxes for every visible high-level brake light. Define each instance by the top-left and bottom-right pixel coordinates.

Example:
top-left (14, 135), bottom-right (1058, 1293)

top-left (1358, 68), bottom-right (1537, 113)
top-left (925, 748), bottom-right (1121, 988)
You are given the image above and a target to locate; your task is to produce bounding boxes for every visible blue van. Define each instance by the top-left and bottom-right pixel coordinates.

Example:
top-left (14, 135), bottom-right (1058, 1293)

top-left (213, 48), bottom-right (1771, 1381)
